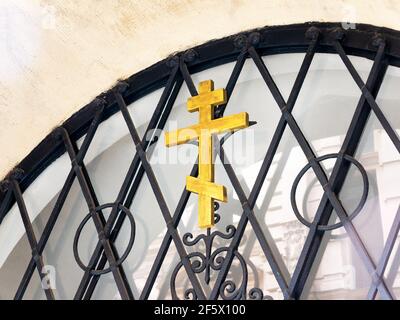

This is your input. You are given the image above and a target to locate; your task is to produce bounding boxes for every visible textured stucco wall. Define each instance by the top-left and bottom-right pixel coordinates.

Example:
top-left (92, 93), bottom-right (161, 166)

top-left (1, 0), bottom-right (400, 179)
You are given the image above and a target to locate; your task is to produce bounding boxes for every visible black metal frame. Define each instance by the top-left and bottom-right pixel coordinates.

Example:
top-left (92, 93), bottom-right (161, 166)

top-left (1, 22), bottom-right (400, 300)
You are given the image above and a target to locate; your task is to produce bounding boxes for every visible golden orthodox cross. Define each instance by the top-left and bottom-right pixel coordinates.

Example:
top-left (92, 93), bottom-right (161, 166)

top-left (165, 80), bottom-right (249, 228)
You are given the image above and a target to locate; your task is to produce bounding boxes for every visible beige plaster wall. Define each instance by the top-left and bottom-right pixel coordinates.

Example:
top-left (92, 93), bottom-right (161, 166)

top-left (1, 0), bottom-right (400, 179)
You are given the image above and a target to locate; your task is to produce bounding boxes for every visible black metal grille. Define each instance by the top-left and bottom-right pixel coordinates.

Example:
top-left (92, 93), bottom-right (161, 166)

top-left (1, 23), bottom-right (400, 300)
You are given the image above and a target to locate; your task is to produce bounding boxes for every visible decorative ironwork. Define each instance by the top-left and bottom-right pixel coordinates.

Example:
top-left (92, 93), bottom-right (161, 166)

top-left (1, 23), bottom-right (400, 300)
top-left (170, 203), bottom-right (265, 300)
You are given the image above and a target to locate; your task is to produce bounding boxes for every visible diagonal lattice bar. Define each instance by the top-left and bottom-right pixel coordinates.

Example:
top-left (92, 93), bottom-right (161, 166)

top-left (59, 127), bottom-right (134, 299)
top-left (179, 57), bottom-right (198, 96)
top-left (332, 38), bottom-right (400, 299)
top-left (114, 84), bottom-right (207, 300)
top-left (10, 177), bottom-right (56, 300)
top-left (74, 66), bottom-right (181, 299)
top-left (240, 141), bottom-right (295, 279)
top-left (367, 205), bottom-right (400, 298)
top-left (139, 51), bottom-right (248, 299)
top-left (214, 138), bottom-right (291, 298)
top-left (333, 39), bottom-right (400, 154)
top-left (14, 104), bottom-right (105, 299)
top-left (80, 78), bottom-right (183, 300)
top-left (288, 39), bottom-right (389, 299)
top-left (0, 189), bottom-right (13, 222)
top-left (250, 39), bottom-right (393, 299)
top-left (209, 33), bottom-right (319, 300)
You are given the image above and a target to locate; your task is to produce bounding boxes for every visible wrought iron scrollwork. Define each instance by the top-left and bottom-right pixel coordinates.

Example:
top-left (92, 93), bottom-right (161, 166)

top-left (170, 204), bottom-right (265, 300)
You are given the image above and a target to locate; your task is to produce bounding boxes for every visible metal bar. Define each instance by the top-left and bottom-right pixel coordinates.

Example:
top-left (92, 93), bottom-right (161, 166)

top-left (179, 58), bottom-right (198, 96)
top-left (0, 189), bottom-right (12, 222)
top-left (250, 42), bottom-right (393, 299)
top-left (289, 41), bottom-right (388, 299)
top-left (82, 79), bottom-right (183, 300)
top-left (60, 128), bottom-right (134, 300)
top-left (249, 47), bottom-right (316, 159)
top-left (240, 144), bottom-right (293, 269)
top-left (333, 40), bottom-right (400, 154)
top-left (367, 205), bottom-right (400, 299)
top-left (216, 140), bottom-right (291, 296)
top-left (209, 38), bottom-right (318, 300)
top-left (11, 179), bottom-right (55, 300)
top-left (215, 50), bottom-right (247, 118)
top-left (139, 53), bottom-right (248, 299)
top-left (79, 71), bottom-right (182, 300)
top-left (139, 163), bottom-right (198, 299)
top-left (74, 67), bottom-right (180, 300)
top-left (15, 106), bottom-right (104, 300)
top-left (114, 88), bottom-right (207, 300)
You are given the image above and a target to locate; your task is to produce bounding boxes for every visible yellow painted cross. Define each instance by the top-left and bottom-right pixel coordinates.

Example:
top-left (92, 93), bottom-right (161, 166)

top-left (165, 80), bottom-right (249, 228)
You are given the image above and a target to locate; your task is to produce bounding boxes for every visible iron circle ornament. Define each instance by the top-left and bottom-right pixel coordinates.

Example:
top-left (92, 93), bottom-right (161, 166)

top-left (73, 202), bottom-right (135, 275)
top-left (290, 153), bottom-right (369, 231)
